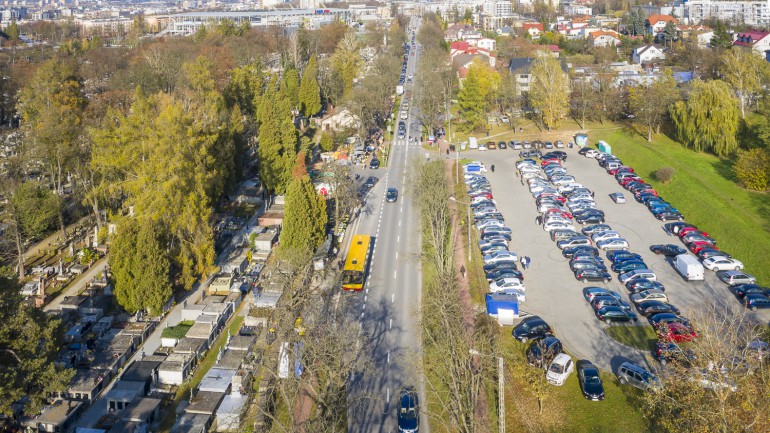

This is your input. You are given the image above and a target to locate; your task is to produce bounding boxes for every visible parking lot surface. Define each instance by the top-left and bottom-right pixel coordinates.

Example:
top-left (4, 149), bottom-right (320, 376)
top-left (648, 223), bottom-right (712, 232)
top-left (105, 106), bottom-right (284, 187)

top-left (464, 144), bottom-right (770, 371)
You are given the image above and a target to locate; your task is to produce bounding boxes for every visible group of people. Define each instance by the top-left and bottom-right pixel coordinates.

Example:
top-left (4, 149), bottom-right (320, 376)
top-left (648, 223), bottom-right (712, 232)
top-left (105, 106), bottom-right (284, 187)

top-left (519, 255), bottom-right (531, 270)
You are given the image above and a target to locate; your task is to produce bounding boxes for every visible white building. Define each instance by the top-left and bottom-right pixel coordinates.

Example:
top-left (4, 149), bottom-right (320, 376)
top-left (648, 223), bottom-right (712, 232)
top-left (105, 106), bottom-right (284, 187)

top-left (686, 0), bottom-right (770, 26)
top-left (483, 0), bottom-right (512, 16)
top-left (166, 9), bottom-right (351, 35)
top-left (632, 44), bottom-right (666, 64)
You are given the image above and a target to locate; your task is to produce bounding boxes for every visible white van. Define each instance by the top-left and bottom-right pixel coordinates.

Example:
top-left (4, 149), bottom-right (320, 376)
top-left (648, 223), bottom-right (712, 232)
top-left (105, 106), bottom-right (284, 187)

top-left (468, 137), bottom-right (478, 149)
top-left (674, 254), bottom-right (705, 281)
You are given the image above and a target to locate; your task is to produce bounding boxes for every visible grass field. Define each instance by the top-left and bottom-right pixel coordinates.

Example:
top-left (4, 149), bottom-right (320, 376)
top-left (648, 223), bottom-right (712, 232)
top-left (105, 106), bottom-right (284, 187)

top-left (497, 327), bottom-right (649, 433)
top-left (591, 125), bottom-right (770, 285)
top-left (605, 325), bottom-right (659, 352)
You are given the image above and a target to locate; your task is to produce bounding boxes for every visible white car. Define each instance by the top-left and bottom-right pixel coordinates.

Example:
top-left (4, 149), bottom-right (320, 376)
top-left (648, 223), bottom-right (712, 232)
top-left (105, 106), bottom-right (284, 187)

top-left (619, 269), bottom-right (657, 284)
top-left (400, 110), bottom-right (408, 120)
top-left (592, 231), bottom-right (622, 243)
top-left (519, 165), bottom-right (540, 173)
top-left (478, 143), bottom-right (488, 151)
top-left (703, 257), bottom-right (744, 271)
top-left (597, 238), bottom-right (629, 251)
top-left (498, 288), bottom-right (526, 302)
top-left (544, 221), bottom-right (576, 232)
top-left (471, 196), bottom-right (496, 205)
top-left (584, 149), bottom-right (599, 158)
top-left (483, 251), bottom-right (518, 264)
top-left (551, 176), bottom-right (576, 186)
top-left (477, 220), bottom-right (506, 231)
top-left (522, 172), bottom-right (543, 180)
top-left (516, 160), bottom-right (536, 169)
top-left (489, 277), bottom-right (525, 293)
top-left (546, 353), bottom-right (574, 386)
top-left (558, 183), bottom-right (584, 194)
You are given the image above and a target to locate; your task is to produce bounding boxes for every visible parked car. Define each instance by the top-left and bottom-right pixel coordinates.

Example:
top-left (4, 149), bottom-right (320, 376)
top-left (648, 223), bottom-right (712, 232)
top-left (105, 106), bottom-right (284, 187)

top-left (583, 286), bottom-right (621, 302)
top-left (512, 316), bottom-right (552, 342)
top-left (591, 295), bottom-right (631, 311)
top-left (575, 268), bottom-right (612, 283)
top-left (592, 231), bottom-right (621, 243)
top-left (626, 278), bottom-right (665, 293)
top-left (551, 229), bottom-right (581, 242)
top-left (563, 246), bottom-right (600, 258)
top-left (616, 362), bottom-right (660, 391)
top-left (577, 362), bottom-right (605, 401)
top-left (597, 238), bottom-right (630, 251)
top-left (596, 306), bottom-right (638, 323)
top-left (650, 244), bottom-right (687, 256)
top-left (611, 260), bottom-right (648, 274)
top-left (397, 387), bottom-right (419, 433)
top-left (695, 248), bottom-right (731, 261)
top-left (526, 336), bottom-right (562, 369)
top-left (557, 236), bottom-right (592, 250)
top-left (664, 222), bottom-right (698, 235)
top-left (489, 277), bottom-right (525, 293)
top-left (575, 212), bottom-right (605, 224)
top-left (619, 269), bottom-right (656, 284)
top-left (744, 294), bottom-right (770, 311)
top-left (483, 251), bottom-right (519, 265)
top-left (654, 210), bottom-right (684, 221)
top-left (630, 289), bottom-right (668, 304)
top-left (731, 284), bottom-right (770, 299)
top-left (546, 353), bottom-right (574, 386)
top-left (657, 322), bottom-right (697, 343)
top-left (636, 300), bottom-right (680, 316)
top-left (571, 260), bottom-right (608, 272)
top-left (703, 257), bottom-right (744, 271)
top-left (582, 224), bottom-right (613, 235)
top-left (717, 270), bottom-right (756, 286)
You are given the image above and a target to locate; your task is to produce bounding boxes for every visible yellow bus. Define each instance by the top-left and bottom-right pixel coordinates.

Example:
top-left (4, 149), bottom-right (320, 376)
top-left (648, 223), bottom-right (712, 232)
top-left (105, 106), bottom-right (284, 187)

top-left (341, 234), bottom-right (372, 291)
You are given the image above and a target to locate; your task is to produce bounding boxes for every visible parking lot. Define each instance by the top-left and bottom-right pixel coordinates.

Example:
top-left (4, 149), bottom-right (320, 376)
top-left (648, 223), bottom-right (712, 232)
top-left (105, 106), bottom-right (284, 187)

top-left (464, 142), bottom-right (770, 372)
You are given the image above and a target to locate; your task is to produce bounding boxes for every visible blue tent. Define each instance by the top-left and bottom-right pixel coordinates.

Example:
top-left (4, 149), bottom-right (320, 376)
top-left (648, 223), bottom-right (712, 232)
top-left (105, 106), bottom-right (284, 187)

top-left (574, 133), bottom-right (588, 147)
top-left (597, 140), bottom-right (612, 154)
top-left (485, 293), bottom-right (519, 316)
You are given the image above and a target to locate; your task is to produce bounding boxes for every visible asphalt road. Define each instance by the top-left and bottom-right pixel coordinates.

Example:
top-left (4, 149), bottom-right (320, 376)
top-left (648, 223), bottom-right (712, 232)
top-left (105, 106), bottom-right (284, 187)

top-left (346, 21), bottom-right (427, 433)
top-left (464, 144), bottom-right (770, 373)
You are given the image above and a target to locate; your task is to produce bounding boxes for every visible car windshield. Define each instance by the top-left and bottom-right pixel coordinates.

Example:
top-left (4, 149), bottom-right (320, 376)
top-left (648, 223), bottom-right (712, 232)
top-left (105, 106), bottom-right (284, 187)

top-left (584, 369), bottom-right (601, 384)
top-left (549, 364), bottom-right (564, 374)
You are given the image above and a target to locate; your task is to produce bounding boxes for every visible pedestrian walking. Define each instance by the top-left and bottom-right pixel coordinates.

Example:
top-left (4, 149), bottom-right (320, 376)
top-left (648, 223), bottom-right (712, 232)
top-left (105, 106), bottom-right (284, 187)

top-left (536, 215), bottom-right (542, 225)
top-left (491, 164), bottom-right (495, 173)
top-left (519, 256), bottom-right (526, 270)
top-left (525, 256), bottom-right (531, 270)
top-left (446, 148), bottom-right (450, 156)
top-left (515, 169), bottom-right (519, 178)
top-left (460, 265), bottom-right (466, 278)
top-left (591, 191), bottom-right (595, 198)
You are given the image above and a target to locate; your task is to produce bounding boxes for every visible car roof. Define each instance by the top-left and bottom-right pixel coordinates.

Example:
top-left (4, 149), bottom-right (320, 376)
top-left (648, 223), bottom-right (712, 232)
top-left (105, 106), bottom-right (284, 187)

top-left (552, 353), bottom-right (571, 364)
top-left (619, 361), bottom-right (649, 374)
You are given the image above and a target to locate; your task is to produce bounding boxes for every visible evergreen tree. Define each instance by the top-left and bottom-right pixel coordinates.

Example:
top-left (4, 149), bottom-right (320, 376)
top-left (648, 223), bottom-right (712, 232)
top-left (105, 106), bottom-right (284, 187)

top-left (279, 173), bottom-right (327, 261)
top-left (710, 22), bottom-right (733, 50)
top-left (662, 21), bottom-right (678, 46)
top-left (670, 79), bottom-right (739, 156)
top-left (282, 67), bottom-right (300, 111)
top-left (299, 55), bottom-right (322, 117)
top-left (110, 218), bottom-right (172, 315)
top-left (457, 69), bottom-right (486, 132)
top-left (257, 82), bottom-right (297, 194)
top-left (224, 63), bottom-right (264, 117)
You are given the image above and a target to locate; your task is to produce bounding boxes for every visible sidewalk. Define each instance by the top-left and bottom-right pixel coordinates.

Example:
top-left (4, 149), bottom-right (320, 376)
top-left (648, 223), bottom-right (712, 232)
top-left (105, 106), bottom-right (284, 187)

top-left (44, 258), bottom-right (107, 312)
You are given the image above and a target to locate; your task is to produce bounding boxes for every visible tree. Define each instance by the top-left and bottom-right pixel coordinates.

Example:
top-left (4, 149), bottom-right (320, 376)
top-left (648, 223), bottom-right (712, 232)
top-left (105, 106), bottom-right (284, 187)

top-left (279, 174), bottom-right (327, 262)
top-left (457, 68), bottom-right (486, 132)
top-left (497, 69), bottom-right (522, 130)
top-left (0, 275), bottom-right (73, 418)
top-left (662, 21), bottom-right (678, 47)
top-left (257, 81), bottom-right (298, 194)
top-left (570, 79), bottom-right (596, 129)
top-left (299, 55), bottom-right (322, 117)
top-left (415, 48), bottom-right (452, 136)
top-left (224, 63), bottom-right (264, 118)
top-left (282, 67), bottom-right (300, 112)
top-left (733, 148), bottom-right (770, 190)
top-left (110, 218), bottom-right (172, 315)
top-left (624, 9), bottom-right (646, 36)
top-left (641, 305), bottom-right (770, 433)
top-left (319, 132), bottom-right (335, 152)
top-left (629, 70), bottom-right (679, 141)
top-left (529, 56), bottom-right (570, 130)
top-left (17, 58), bottom-right (87, 238)
top-left (710, 21), bottom-right (733, 50)
top-left (719, 49), bottom-right (770, 118)
top-left (6, 182), bottom-right (60, 278)
top-left (671, 79), bottom-right (740, 156)
top-left (329, 31), bottom-right (362, 99)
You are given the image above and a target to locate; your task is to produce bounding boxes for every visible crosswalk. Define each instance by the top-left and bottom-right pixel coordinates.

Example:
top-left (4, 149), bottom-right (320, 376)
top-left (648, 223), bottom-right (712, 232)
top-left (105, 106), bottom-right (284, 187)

top-left (391, 139), bottom-right (421, 147)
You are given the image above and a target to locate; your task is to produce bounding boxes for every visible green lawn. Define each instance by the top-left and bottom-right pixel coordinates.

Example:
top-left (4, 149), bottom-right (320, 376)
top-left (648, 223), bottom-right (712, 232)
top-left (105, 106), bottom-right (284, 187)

top-left (605, 325), bottom-right (659, 352)
top-left (591, 125), bottom-right (770, 285)
top-left (497, 328), bottom-right (649, 433)
top-left (161, 321), bottom-right (195, 339)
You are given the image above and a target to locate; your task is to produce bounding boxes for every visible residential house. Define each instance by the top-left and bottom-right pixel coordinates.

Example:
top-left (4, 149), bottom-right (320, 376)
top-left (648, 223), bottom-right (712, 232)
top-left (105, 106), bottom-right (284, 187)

top-left (496, 26), bottom-right (513, 36)
top-left (508, 58), bottom-right (535, 95)
top-left (523, 22), bottom-right (544, 39)
top-left (317, 108), bottom-right (360, 132)
top-left (646, 14), bottom-right (678, 36)
top-left (534, 45), bottom-right (562, 57)
top-left (472, 37), bottom-right (497, 52)
top-left (632, 44), bottom-right (666, 64)
top-left (589, 30), bottom-right (621, 47)
top-left (733, 30), bottom-right (770, 59)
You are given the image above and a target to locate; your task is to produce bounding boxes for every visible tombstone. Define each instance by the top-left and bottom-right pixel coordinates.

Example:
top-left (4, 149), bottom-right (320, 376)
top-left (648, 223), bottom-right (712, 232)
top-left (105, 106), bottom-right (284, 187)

top-left (59, 257), bottom-right (65, 275)
top-left (69, 242), bottom-right (75, 257)
top-left (93, 226), bottom-right (99, 248)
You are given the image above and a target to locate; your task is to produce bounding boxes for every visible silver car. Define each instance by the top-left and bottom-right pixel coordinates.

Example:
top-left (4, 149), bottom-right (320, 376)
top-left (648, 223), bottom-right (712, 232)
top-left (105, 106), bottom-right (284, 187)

top-left (616, 362), bottom-right (660, 391)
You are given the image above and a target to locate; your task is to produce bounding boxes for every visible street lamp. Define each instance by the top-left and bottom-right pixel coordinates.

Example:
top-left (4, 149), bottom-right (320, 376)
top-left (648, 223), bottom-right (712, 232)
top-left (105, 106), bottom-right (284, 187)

top-left (469, 349), bottom-right (505, 433)
top-left (448, 196), bottom-right (471, 263)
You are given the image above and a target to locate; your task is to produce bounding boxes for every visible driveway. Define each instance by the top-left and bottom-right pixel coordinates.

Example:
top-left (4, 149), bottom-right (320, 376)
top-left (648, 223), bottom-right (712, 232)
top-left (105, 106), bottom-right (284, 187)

top-left (463, 144), bottom-right (770, 372)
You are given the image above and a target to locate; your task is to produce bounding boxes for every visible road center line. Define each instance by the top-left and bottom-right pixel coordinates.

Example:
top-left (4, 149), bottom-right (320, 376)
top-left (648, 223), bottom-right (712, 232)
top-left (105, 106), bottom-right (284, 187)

top-left (394, 270), bottom-right (397, 279)
top-left (391, 293), bottom-right (395, 303)
top-left (389, 318), bottom-right (393, 329)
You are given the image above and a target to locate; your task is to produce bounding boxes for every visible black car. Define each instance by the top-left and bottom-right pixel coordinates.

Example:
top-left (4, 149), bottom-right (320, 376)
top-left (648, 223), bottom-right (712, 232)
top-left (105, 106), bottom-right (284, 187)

top-left (649, 312), bottom-right (691, 329)
top-left (486, 268), bottom-right (524, 282)
top-left (591, 295), bottom-right (631, 311)
top-left (664, 222), bottom-right (698, 235)
top-left (732, 284), bottom-right (770, 299)
top-left (526, 336), bottom-right (562, 369)
top-left (370, 158), bottom-right (381, 169)
top-left (650, 244), bottom-right (687, 256)
top-left (626, 278), bottom-right (665, 293)
top-left (596, 306), bottom-right (638, 323)
top-left (483, 261), bottom-right (519, 274)
top-left (397, 387), bottom-right (419, 432)
top-left (654, 210), bottom-right (684, 221)
top-left (578, 362), bottom-right (605, 401)
top-left (610, 254), bottom-right (645, 265)
top-left (575, 268), bottom-right (612, 283)
top-left (570, 260), bottom-right (608, 272)
top-left (542, 151), bottom-right (567, 161)
top-left (575, 213), bottom-right (605, 224)
top-left (636, 300), bottom-right (680, 316)
top-left (481, 231), bottom-right (511, 241)
top-left (695, 248), bottom-right (731, 260)
top-left (611, 260), bottom-right (648, 273)
top-left (386, 187), bottom-right (398, 202)
top-left (512, 316), bottom-right (552, 343)
top-left (562, 246), bottom-right (600, 258)
top-left (607, 250), bottom-right (641, 262)
top-left (745, 294), bottom-right (770, 311)
top-left (582, 224), bottom-right (612, 235)
top-left (364, 176), bottom-right (378, 188)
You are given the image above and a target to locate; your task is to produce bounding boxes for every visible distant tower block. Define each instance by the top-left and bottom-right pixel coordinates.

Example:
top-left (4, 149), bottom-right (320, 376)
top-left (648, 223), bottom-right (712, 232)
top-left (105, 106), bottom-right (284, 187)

top-left (300, 0), bottom-right (319, 9)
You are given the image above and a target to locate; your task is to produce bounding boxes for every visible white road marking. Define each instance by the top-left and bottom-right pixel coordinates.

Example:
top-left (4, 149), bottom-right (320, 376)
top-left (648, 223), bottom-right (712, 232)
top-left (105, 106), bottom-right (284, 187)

top-left (392, 293), bottom-right (395, 303)
top-left (364, 295), bottom-right (367, 302)
top-left (394, 270), bottom-right (397, 279)
top-left (387, 351), bottom-right (391, 363)
top-left (361, 312), bottom-right (365, 319)
top-left (397, 235), bottom-right (400, 242)
top-left (362, 304), bottom-right (366, 310)
top-left (395, 252), bottom-right (398, 260)
top-left (399, 220), bottom-right (402, 227)
top-left (387, 388), bottom-right (390, 403)
top-left (389, 318), bottom-right (393, 329)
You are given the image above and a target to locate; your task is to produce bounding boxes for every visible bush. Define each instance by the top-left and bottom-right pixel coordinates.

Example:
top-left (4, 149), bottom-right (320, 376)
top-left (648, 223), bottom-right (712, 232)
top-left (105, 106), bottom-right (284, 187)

top-left (319, 132), bottom-right (334, 152)
top-left (733, 148), bottom-right (770, 191)
top-left (655, 166), bottom-right (675, 183)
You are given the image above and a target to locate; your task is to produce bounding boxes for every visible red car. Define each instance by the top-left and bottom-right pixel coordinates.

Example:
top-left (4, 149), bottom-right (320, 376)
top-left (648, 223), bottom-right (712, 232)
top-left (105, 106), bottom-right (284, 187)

top-left (539, 194), bottom-right (566, 203)
top-left (657, 322), bottom-right (697, 343)
top-left (679, 228), bottom-right (709, 239)
top-left (689, 241), bottom-right (717, 254)
top-left (544, 209), bottom-right (573, 219)
top-left (608, 166), bottom-right (635, 175)
top-left (470, 192), bottom-right (493, 200)
top-left (621, 177), bottom-right (646, 187)
top-left (541, 159), bottom-right (561, 167)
